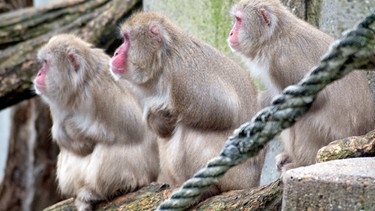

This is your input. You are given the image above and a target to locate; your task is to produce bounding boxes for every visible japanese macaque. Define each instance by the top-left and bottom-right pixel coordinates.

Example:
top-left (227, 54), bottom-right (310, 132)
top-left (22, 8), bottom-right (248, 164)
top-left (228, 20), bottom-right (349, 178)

top-left (33, 34), bottom-right (159, 211)
top-left (109, 11), bottom-right (266, 198)
top-left (228, 0), bottom-right (375, 171)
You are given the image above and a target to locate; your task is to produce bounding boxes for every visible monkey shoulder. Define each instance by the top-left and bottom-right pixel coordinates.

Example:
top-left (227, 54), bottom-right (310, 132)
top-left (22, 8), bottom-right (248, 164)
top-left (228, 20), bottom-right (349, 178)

top-left (171, 72), bottom-right (245, 130)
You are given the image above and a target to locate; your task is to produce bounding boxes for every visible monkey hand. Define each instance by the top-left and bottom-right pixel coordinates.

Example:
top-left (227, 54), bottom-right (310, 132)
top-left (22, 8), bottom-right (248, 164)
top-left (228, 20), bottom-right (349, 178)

top-left (57, 137), bottom-right (96, 157)
top-left (275, 152), bottom-right (293, 172)
top-left (55, 118), bottom-right (97, 156)
top-left (147, 105), bottom-right (178, 138)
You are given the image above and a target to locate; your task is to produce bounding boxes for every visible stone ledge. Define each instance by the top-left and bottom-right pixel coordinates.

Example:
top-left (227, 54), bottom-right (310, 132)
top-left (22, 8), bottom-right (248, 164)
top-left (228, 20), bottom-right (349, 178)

top-left (283, 157), bottom-right (375, 211)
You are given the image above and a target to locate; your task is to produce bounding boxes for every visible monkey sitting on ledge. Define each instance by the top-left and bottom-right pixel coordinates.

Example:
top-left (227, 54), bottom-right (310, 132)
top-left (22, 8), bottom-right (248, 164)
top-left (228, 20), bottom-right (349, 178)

top-left (109, 11), bottom-right (267, 200)
top-left (228, 0), bottom-right (375, 172)
top-left (34, 34), bottom-right (159, 211)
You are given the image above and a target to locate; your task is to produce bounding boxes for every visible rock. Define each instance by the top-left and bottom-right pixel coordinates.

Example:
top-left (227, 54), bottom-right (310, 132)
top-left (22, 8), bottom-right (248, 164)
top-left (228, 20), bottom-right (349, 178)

top-left (283, 158), bottom-right (375, 211)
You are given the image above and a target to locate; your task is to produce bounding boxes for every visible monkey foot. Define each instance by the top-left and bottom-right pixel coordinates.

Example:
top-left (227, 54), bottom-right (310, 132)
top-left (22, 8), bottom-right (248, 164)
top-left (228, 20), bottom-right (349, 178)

top-left (275, 152), bottom-right (292, 171)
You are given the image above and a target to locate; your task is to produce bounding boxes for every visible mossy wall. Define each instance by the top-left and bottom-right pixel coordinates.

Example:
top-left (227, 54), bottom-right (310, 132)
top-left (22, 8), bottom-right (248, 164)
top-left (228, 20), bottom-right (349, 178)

top-left (143, 0), bottom-right (236, 55)
top-left (317, 0), bottom-right (375, 104)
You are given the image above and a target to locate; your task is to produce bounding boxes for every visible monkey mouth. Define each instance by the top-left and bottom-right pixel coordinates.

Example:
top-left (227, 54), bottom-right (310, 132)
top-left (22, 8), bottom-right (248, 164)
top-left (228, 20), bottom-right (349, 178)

top-left (110, 65), bottom-right (125, 75)
top-left (109, 67), bottom-right (122, 81)
top-left (34, 81), bottom-right (46, 93)
top-left (228, 41), bottom-right (240, 49)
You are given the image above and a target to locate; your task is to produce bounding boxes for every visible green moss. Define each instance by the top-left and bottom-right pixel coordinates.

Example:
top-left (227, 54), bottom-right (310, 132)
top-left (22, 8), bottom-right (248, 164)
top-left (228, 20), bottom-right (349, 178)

top-left (307, 0), bottom-right (322, 27)
top-left (195, 201), bottom-right (226, 210)
top-left (145, 0), bottom-right (236, 54)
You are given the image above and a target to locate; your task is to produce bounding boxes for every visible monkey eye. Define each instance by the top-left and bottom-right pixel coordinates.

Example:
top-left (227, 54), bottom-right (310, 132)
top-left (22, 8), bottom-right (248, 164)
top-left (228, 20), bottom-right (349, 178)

top-left (39, 59), bottom-right (47, 64)
top-left (235, 16), bottom-right (242, 23)
top-left (123, 32), bottom-right (130, 41)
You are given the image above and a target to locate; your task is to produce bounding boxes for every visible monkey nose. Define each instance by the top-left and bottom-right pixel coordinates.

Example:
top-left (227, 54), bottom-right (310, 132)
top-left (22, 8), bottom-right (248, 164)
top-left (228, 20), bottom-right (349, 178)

top-left (114, 49), bottom-right (121, 56)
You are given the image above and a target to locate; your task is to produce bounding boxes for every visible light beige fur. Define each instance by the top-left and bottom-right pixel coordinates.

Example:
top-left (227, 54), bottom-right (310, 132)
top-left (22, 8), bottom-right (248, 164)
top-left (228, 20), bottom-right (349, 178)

top-left (34, 34), bottom-right (159, 211)
top-left (229, 0), bottom-right (375, 171)
top-left (109, 12), bottom-right (267, 200)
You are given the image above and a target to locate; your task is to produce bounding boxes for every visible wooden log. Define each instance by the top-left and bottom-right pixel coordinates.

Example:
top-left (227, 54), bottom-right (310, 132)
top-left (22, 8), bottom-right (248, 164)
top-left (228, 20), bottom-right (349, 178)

top-left (0, 0), bottom-right (141, 110)
top-left (43, 180), bottom-right (283, 211)
top-left (0, 97), bottom-right (61, 211)
top-left (317, 130), bottom-right (375, 162)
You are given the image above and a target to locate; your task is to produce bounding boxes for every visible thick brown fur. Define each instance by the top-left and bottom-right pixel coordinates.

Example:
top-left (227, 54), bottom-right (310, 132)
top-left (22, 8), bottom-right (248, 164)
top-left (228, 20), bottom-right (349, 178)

top-left (34, 34), bottom-right (159, 211)
top-left (110, 11), bottom-right (267, 199)
top-left (229, 0), bottom-right (375, 171)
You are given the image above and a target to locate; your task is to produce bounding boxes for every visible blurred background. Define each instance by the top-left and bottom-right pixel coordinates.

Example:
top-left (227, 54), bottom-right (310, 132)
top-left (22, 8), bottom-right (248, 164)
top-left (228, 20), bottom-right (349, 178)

top-left (0, 0), bottom-right (374, 210)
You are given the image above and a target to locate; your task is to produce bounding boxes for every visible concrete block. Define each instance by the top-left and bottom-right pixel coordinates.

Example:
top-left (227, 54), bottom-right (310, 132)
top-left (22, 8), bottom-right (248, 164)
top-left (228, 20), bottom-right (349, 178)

top-left (319, 0), bottom-right (375, 38)
top-left (283, 158), bottom-right (375, 211)
top-left (260, 137), bottom-right (282, 186)
top-left (319, 0), bottom-right (375, 111)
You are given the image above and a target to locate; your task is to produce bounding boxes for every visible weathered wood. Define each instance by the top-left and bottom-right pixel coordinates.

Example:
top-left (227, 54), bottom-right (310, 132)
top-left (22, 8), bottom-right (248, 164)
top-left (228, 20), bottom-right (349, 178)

top-left (43, 180), bottom-right (282, 211)
top-left (0, 0), bottom-right (141, 110)
top-left (194, 179), bottom-right (282, 211)
top-left (317, 130), bottom-right (375, 162)
top-left (0, 97), bottom-right (61, 211)
top-left (0, 0), bottom-right (33, 13)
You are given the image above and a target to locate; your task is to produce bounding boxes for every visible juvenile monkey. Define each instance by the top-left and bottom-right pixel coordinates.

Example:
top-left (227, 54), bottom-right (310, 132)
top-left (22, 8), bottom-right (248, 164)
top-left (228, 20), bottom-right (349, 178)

top-left (34, 34), bottom-right (159, 211)
top-left (228, 0), bottom-right (375, 171)
top-left (110, 12), bottom-right (266, 197)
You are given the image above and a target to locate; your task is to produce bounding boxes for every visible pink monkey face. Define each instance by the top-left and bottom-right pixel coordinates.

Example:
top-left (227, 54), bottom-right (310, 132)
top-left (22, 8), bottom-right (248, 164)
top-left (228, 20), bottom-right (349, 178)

top-left (228, 11), bottom-right (243, 50)
top-left (109, 33), bottom-right (129, 80)
top-left (34, 60), bottom-right (48, 93)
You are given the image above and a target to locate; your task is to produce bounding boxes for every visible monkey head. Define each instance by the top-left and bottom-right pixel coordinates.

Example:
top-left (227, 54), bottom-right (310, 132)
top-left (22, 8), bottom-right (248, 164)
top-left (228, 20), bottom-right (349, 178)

top-left (34, 34), bottom-right (95, 105)
top-left (109, 12), bottom-right (171, 84)
top-left (228, 0), bottom-right (278, 57)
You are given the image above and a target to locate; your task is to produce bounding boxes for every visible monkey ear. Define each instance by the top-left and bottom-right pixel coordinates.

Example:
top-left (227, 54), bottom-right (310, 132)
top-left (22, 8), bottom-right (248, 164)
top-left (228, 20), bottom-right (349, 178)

top-left (67, 52), bottom-right (80, 72)
top-left (259, 8), bottom-right (271, 26)
top-left (149, 24), bottom-right (160, 35)
top-left (149, 23), bottom-right (163, 43)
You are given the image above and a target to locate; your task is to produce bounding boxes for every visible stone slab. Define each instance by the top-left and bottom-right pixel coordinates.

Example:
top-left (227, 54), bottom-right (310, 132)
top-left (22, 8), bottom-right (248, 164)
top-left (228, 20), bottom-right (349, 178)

top-left (260, 137), bottom-right (282, 186)
top-left (283, 158), bottom-right (375, 211)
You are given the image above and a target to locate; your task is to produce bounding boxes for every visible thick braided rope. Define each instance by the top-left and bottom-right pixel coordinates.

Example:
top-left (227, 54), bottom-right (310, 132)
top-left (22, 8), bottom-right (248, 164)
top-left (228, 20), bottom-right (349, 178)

top-left (157, 13), bottom-right (375, 211)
